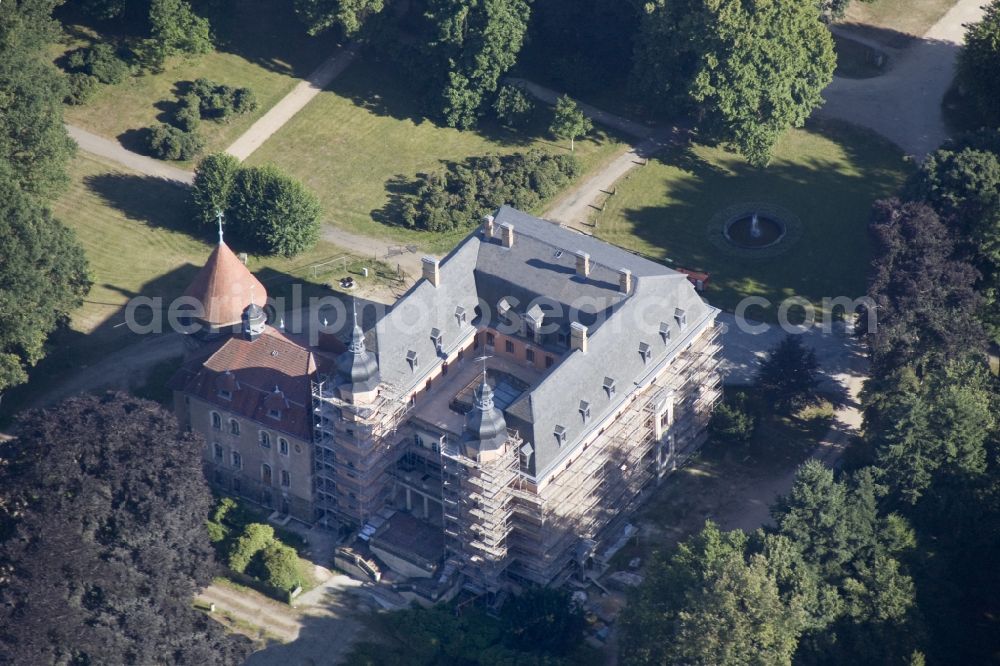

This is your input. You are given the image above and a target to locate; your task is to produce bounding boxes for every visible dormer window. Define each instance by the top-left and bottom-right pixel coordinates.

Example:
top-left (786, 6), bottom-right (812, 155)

top-left (218, 389), bottom-right (232, 400)
top-left (603, 377), bottom-right (617, 399)
top-left (406, 350), bottom-right (419, 371)
top-left (674, 308), bottom-right (687, 329)
top-left (455, 306), bottom-right (467, 325)
top-left (579, 401), bottom-right (591, 423)
top-left (660, 322), bottom-right (671, 343)
top-left (639, 341), bottom-right (652, 363)
top-left (553, 425), bottom-right (568, 446)
top-left (268, 409), bottom-right (281, 420)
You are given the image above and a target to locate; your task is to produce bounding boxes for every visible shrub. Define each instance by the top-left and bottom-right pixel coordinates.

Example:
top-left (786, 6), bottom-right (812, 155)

top-left (189, 78), bottom-right (257, 120)
top-left (206, 520), bottom-right (228, 543)
top-left (231, 87), bottom-right (258, 115)
top-left (65, 44), bottom-right (129, 85)
top-left (260, 542), bottom-right (300, 591)
top-left (399, 150), bottom-right (580, 232)
top-left (227, 164), bottom-right (322, 256)
top-left (227, 523), bottom-right (275, 573)
top-left (493, 83), bottom-right (534, 128)
top-left (191, 152), bottom-right (241, 228)
top-left (64, 72), bottom-right (99, 105)
top-left (709, 394), bottom-right (757, 445)
top-left (171, 93), bottom-right (201, 132)
top-left (146, 123), bottom-right (204, 160)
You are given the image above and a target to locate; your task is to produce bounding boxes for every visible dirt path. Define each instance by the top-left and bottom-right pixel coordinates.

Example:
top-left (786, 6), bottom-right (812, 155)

top-left (198, 583), bottom-right (302, 643)
top-left (225, 43), bottom-right (360, 161)
top-left (820, 0), bottom-right (987, 157)
top-left (23, 333), bottom-right (185, 412)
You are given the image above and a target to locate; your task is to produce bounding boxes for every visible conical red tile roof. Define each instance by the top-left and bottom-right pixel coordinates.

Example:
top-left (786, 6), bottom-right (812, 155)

top-left (183, 242), bottom-right (267, 328)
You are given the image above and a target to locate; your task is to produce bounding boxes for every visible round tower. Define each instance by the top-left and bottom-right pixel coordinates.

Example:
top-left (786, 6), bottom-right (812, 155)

top-left (335, 302), bottom-right (380, 403)
top-left (462, 377), bottom-right (508, 460)
top-left (181, 217), bottom-right (267, 337)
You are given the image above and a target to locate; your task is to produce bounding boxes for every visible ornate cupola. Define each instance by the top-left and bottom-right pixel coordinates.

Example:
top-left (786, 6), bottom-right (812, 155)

top-left (241, 301), bottom-right (266, 341)
top-left (336, 302), bottom-right (380, 399)
top-left (463, 373), bottom-right (508, 459)
top-left (182, 214), bottom-right (267, 334)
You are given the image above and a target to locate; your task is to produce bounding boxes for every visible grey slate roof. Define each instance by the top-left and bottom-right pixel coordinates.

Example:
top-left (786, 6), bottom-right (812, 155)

top-left (369, 205), bottom-right (718, 479)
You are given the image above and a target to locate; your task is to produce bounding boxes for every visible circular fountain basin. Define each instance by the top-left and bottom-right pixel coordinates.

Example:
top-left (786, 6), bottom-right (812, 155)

top-left (723, 214), bottom-right (786, 249)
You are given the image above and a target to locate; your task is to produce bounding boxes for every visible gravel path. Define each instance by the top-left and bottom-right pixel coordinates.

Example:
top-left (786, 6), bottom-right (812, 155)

top-left (66, 125), bottom-right (193, 184)
top-left (225, 43), bottom-right (360, 161)
top-left (820, 0), bottom-right (987, 157)
top-left (508, 77), bottom-right (686, 229)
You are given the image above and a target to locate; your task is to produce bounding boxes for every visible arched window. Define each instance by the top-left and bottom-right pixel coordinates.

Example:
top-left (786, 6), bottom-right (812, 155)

top-left (260, 431), bottom-right (271, 448)
top-left (279, 438), bottom-right (289, 456)
top-left (261, 464), bottom-right (272, 486)
top-left (229, 419), bottom-right (240, 435)
top-left (211, 412), bottom-right (222, 430)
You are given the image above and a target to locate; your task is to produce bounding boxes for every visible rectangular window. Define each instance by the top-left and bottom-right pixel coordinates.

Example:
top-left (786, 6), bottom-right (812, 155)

top-left (281, 470), bottom-right (291, 488)
top-left (505, 340), bottom-right (514, 354)
top-left (545, 355), bottom-right (554, 369)
top-left (214, 443), bottom-right (223, 460)
top-left (526, 348), bottom-right (535, 362)
top-left (231, 451), bottom-right (242, 469)
top-left (486, 332), bottom-right (495, 346)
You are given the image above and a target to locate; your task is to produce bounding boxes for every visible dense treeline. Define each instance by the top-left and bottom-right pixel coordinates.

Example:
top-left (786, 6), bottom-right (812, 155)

top-left (345, 587), bottom-right (591, 665)
top-left (620, 126), bottom-right (1000, 662)
top-left (0, 0), bottom-right (91, 404)
top-left (0, 393), bottom-right (253, 664)
top-left (395, 150), bottom-right (580, 232)
top-left (58, 0), bottom-right (842, 165)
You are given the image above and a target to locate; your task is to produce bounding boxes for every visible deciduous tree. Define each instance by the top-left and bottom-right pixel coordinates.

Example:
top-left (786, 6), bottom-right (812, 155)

top-left (957, 0), bottom-right (1000, 127)
top-left (0, 177), bottom-right (90, 399)
top-left (631, 0), bottom-right (834, 166)
top-left (549, 95), bottom-right (592, 151)
top-left (0, 393), bottom-right (253, 665)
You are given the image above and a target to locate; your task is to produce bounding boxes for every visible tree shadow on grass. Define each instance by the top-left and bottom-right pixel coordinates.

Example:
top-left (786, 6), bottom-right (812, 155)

top-left (611, 117), bottom-right (908, 325)
top-left (83, 172), bottom-right (196, 236)
top-left (116, 127), bottom-right (153, 156)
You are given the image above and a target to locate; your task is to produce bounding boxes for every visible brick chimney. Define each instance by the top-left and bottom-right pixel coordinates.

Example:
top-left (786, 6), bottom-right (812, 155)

top-left (500, 222), bottom-right (514, 248)
top-left (570, 321), bottom-right (588, 353)
top-left (618, 268), bottom-right (632, 294)
top-left (483, 215), bottom-right (495, 239)
top-left (575, 251), bottom-right (591, 278)
top-left (422, 257), bottom-right (440, 287)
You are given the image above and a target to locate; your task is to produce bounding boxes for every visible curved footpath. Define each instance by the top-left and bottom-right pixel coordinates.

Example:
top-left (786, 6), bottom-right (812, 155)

top-left (820, 0), bottom-right (988, 158)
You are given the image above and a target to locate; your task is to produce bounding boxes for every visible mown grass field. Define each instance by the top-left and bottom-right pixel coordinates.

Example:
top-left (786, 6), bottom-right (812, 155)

top-left (1, 154), bottom-right (378, 417)
top-left (841, 0), bottom-right (958, 45)
top-left (54, 0), bottom-right (334, 162)
top-left (247, 58), bottom-right (630, 253)
top-left (591, 119), bottom-right (912, 318)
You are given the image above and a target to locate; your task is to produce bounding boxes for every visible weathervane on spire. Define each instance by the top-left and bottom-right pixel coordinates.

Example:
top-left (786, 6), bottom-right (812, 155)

top-left (474, 354), bottom-right (492, 386)
top-left (216, 210), bottom-right (224, 245)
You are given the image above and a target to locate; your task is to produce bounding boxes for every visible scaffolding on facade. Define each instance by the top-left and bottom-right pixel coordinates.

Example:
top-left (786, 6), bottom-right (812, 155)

top-left (312, 376), bottom-right (411, 526)
top-left (507, 321), bottom-right (723, 585)
top-left (440, 432), bottom-right (521, 592)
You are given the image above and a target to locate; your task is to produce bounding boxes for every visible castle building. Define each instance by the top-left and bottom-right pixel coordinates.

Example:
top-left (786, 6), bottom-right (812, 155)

top-left (171, 206), bottom-right (721, 591)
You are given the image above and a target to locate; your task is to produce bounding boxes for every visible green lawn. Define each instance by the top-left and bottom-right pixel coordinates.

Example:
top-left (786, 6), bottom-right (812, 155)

top-left (247, 58), bottom-right (630, 253)
top-left (591, 119), bottom-right (911, 318)
top-left (840, 0), bottom-right (957, 46)
top-left (55, 0), bottom-right (335, 162)
top-left (2, 154), bottom-right (374, 418)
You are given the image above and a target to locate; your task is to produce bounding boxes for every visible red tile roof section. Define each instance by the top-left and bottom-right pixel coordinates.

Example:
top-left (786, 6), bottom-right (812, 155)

top-left (170, 327), bottom-right (327, 440)
top-left (183, 241), bottom-right (268, 328)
